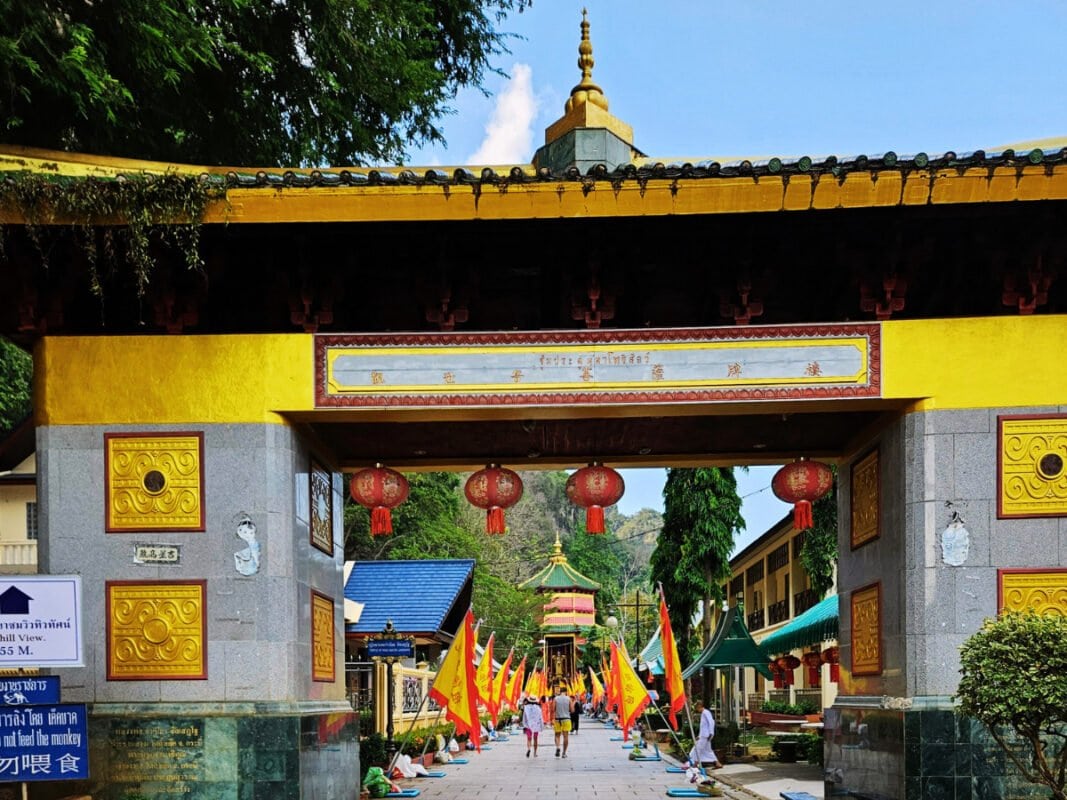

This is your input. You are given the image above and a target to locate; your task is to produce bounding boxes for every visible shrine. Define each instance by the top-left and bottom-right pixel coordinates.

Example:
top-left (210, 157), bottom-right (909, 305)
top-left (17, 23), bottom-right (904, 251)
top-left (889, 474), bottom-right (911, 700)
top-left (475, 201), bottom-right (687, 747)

top-left (2, 10), bottom-right (1067, 799)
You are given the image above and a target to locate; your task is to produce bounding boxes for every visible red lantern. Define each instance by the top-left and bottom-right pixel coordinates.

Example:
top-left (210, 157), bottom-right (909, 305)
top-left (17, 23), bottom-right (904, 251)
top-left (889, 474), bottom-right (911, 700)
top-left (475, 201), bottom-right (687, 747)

top-left (776, 654), bottom-right (801, 686)
top-left (565, 463), bottom-right (625, 534)
top-left (349, 464), bottom-right (409, 536)
top-left (769, 662), bottom-right (784, 689)
top-left (464, 465), bottom-right (524, 535)
top-left (771, 459), bottom-right (833, 531)
top-left (802, 651), bottom-right (823, 686)
top-left (821, 646), bottom-right (840, 683)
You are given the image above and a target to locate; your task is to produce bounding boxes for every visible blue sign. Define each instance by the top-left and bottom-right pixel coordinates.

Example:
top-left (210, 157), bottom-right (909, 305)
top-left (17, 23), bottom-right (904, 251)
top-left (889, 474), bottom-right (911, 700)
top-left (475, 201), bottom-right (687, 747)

top-left (0, 676), bottom-right (60, 706)
top-left (0, 703), bottom-right (89, 782)
top-left (367, 639), bottom-right (414, 659)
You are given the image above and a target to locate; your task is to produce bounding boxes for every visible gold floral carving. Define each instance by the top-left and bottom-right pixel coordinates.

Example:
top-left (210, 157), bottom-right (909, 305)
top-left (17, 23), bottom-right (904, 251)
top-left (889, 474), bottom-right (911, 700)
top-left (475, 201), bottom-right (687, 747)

top-left (106, 433), bottom-right (204, 531)
top-left (107, 581), bottom-right (206, 680)
top-left (310, 460), bottom-right (333, 555)
top-left (850, 449), bottom-right (879, 549)
top-left (998, 415), bottom-right (1067, 518)
top-left (1000, 570), bottom-right (1067, 616)
top-left (851, 582), bottom-right (882, 676)
top-left (311, 592), bottom-right (335, 682)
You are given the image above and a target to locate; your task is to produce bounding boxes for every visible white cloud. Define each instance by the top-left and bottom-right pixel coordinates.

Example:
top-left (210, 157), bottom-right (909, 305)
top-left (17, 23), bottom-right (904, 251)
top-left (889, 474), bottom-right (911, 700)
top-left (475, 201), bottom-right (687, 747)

top-left (467, 64), bottom-right (539, 165)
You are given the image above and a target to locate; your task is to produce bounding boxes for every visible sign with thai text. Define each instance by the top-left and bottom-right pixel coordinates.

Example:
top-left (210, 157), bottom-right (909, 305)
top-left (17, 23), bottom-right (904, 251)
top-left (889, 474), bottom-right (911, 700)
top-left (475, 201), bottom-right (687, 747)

top-left (0, 703), bottom-right (89, 782)
top-left (0, 576), bottom-right (83, 667)
top-left (0, 676), bottom-right (60, 706)
top-left (367, 639), bottom-right (414, 660)
top-left (315, 324), bottom-right (880, 408)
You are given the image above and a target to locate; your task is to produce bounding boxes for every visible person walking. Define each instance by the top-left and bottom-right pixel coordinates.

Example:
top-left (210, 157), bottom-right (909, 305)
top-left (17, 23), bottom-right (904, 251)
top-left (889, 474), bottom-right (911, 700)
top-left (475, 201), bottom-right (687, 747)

top-left (569, 686), bottom-right (581, 735)
top-left (521, 695), bottom-right (544, 757)
top-left (553, 685), bottom-right (575, 758)
top-left (689, 698), bottom-right (722, 769)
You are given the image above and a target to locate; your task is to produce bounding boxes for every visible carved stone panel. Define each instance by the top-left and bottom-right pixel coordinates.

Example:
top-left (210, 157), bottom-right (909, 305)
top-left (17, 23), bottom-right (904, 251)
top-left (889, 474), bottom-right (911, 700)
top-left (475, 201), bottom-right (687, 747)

top-left (850, 448), bottom-right (880, 549)
top-left (105, 433), bottom-right (204, 532)
top-left (998, 414), bottom-right (1067, 518)
top-left (310, 458), bottom-right (333, 555)
top-left (998, 569), bottom-right (1067, 615)
top-left (106, 581), bottom-right (206, 680)
top-left (851, 582), bottom-right (882, 676)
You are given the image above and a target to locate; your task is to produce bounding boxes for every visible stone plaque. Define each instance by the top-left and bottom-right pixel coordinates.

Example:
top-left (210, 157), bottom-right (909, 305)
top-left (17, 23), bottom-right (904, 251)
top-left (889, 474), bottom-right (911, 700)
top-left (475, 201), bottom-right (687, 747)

top-left (107, 581), bottom-right (206, 680)
top-left (998, 414), bottom-right (1067, 518)
top-left (105, 432), bottom-right (205, 532)
top-left (850, 448), bottom-right (880, 549)
top-left (106, 717), bottom-right (205, 794)
top-left (851, 582), bottom-right (882, 676)
top-left (133, 543), bottom-right (181, 564)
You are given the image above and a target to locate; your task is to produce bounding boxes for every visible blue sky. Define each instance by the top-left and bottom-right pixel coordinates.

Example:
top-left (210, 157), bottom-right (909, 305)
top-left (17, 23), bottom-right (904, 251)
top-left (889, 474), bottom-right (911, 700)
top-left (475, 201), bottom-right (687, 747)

top-left (406, 1), bottom-right (1067, 552)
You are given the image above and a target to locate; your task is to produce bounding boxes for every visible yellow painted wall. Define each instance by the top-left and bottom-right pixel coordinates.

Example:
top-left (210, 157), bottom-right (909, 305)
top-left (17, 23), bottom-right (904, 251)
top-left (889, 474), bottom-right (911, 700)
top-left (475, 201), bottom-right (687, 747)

top-left (35, 315), bottom-right (1067, 425)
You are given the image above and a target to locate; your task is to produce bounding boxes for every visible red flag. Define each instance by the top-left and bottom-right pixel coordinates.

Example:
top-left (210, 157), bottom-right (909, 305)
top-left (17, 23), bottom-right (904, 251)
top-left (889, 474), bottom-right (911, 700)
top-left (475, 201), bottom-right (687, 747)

top-left (507, 656), bottom-right (526, 707)
top-left (475, 632), bottom-right (495, 711)
top-left (428, 609), bottom-right (481, 751)
top-left (659, 589), bottom-right (687, 730)
top-left (492, 648), bottom-right (513, 723)
top-left (588, 666), bottom-right (605, 707)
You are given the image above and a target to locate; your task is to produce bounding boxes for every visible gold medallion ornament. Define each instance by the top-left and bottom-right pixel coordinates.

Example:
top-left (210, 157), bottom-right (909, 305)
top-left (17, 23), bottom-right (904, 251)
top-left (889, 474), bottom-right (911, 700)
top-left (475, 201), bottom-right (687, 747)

top-left (851, 582), bottom-right (882, 676)
top-left (311, 591), bottom-right (335, 682)
top-left (107, 581), bottom-right (206, 680)
top-left (105, 432), bottom-right (204, 531)
top-left (999, 569), bottom-right (1067, 616)
top-left (850, 448), bottom-right (880, 549)
top-left (310, 458), bottom-right (334, 555)
top-left (998, 415), bottom-right (1067, 518)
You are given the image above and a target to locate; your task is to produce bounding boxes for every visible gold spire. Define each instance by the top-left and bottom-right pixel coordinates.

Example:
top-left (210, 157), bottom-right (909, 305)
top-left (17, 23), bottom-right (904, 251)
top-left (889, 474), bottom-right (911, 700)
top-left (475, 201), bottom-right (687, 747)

top-left (565, 8), bottom-right (609, 114)
top-left (550, 530), bottom-right (567, 564)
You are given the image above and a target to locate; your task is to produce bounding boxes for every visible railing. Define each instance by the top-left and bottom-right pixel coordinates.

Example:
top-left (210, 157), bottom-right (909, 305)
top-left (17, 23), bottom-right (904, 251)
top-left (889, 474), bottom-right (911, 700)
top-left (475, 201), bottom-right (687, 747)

top-left (0, 542), bottom-right (37, 570)
top-left (793, 588), bottom-right (820, 616)
top-left (766, 690), bottom-right (789, 705)
top-left (768, 599), bottom-right (790, 625)
top-left (794, 688), bottom-right (823, 711)
top-left (747, 608), bottom-right (765, 632)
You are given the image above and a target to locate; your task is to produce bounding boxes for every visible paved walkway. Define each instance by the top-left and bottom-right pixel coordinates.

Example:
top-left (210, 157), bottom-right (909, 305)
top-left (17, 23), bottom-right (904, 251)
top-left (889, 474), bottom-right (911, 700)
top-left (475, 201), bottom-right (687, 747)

top-left (392, 717), bottom-right (825, 800)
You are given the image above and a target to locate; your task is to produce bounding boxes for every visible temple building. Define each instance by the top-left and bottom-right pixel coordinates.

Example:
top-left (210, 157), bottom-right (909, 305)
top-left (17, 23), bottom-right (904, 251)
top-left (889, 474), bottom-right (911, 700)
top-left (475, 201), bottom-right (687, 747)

top-left (518, 533), bottom-right (600, 686)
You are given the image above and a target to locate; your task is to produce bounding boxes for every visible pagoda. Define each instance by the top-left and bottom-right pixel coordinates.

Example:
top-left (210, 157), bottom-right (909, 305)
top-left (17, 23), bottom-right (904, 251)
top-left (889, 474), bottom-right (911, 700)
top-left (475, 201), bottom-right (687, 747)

top-left (519, 533), bottom-right (601, 688)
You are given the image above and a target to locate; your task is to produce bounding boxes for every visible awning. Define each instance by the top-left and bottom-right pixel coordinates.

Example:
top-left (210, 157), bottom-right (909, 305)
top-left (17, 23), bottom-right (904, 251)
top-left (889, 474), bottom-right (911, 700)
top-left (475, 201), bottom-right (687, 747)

top-left (758, 594), bottom-right (839, 655)
top-left (682, 605), bottom-right (773, 680)
top-left (638, 627), bottom-right (664, 676)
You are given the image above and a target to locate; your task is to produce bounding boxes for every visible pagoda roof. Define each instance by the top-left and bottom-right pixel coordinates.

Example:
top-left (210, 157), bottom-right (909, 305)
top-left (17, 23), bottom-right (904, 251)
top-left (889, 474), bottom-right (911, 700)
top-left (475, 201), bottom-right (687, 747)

top-left (682, 603), bottom-right (773, 681)
top-left (518, 534), bottom-right (601, 593)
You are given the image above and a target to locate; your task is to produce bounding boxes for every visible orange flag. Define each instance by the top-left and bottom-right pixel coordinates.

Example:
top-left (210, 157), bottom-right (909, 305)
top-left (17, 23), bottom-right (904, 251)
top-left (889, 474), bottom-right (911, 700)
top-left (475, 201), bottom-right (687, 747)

top-left (475, 632), bottom-right (495, 710)
top-left (492, 648), bottom-right (513, 722)
top-left (610, 640), bottom-right (652, 742)
top-left (602, 653), bottom-right (617, 715)
top-left (588, 666), bottom-right (605, 706)
top-left (428, 608), bottom-right (481, 751)
top-left (507, 656), bottom-right (526, 707)
top-left (659, 589), bottom-right (687, 730)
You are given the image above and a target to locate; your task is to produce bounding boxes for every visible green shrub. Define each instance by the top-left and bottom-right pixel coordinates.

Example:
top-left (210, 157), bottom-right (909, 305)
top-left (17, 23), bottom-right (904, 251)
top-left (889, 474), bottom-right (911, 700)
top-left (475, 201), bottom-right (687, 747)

top-left (360, 732), bottom-right (388, 777)
top-left (797, 732), bottom-right (823, 766)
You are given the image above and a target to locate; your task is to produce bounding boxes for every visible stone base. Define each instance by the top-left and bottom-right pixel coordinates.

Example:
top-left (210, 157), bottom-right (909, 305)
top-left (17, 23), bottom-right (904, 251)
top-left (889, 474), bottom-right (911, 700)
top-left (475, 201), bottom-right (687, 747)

top-left (27, 703), bottom-right (359, 800)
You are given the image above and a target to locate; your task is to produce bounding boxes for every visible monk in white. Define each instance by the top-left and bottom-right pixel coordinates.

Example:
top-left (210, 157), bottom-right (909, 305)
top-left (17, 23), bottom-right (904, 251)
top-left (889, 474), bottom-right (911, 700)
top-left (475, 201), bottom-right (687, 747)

top-left (689, 699), bottom-right (722, 769)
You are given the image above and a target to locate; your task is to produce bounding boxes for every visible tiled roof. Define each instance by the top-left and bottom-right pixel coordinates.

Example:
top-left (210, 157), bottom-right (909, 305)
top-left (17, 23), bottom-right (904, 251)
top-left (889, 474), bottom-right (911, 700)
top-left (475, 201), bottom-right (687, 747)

top-left (518, 535), bottom-right (601, 593)
top-left (343, 559), bottom-right (474, 636)
top-left (682, 604), bottom-right (772, 681)
top-left (638, 627), bottom-right (664, 676)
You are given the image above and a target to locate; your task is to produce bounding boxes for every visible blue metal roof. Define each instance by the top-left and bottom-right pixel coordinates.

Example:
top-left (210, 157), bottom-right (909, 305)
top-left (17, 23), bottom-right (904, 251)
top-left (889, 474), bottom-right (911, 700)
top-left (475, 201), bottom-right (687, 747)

top-left (344, 559), bottom-right (474, 636)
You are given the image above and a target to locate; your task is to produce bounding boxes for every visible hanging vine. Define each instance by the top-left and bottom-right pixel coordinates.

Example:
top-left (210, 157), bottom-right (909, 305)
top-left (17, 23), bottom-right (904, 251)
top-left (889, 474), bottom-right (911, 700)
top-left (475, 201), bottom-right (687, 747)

top-left (0, 171), bottom-right (225, 298)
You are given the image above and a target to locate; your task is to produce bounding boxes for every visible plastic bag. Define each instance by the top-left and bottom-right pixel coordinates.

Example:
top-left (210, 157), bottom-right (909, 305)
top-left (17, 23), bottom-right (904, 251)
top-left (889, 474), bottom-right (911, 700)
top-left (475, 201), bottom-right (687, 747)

top-left (448, 737), bottom-right (460, 753)
top-left (362, 766), bottom-right (392, 798)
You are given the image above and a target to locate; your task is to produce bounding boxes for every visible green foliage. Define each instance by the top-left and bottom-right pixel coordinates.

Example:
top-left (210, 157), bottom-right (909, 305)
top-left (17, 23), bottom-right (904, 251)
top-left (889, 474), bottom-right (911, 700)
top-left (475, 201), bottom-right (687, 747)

top-left (0, 337), bottom-right (31, 432)
top-left (759, 699), bottom-right (819, 716)
top-left (796, 732), bottom-right (824, 766)
top-left (359, 732), bottom-right (388, 775)
top-left (0, 0), bottom-right (531, 167)
top-left (0, 171), bottom-right (221, 296)
top-left (957, 611), bottom-right (1067, 800)
top-left (651, 468), bottom-right (743, 657)
top-left (799, 467), bottom-right (838, 599)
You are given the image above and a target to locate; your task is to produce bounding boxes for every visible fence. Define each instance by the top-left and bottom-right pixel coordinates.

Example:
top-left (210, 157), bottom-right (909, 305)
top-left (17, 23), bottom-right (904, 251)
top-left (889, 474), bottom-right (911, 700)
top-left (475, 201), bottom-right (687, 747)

top-left (348, 661), bottom-right (441, 737)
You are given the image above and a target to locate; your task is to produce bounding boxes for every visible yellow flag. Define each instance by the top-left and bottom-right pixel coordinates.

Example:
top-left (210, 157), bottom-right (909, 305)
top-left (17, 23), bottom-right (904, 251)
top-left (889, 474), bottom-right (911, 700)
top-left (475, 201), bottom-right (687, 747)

top-left (611, 640), bottom-right (652, 742)
top-left (492, 648), bottom-right (512, 723)
top-left (588, 666), bottom-right (605, 706)
top-left (428, 609), bottom-right (481, 751)
top-left (474, 632), bottom-right (495, 716)
top-left (659, 590), bottom-right (687, 730)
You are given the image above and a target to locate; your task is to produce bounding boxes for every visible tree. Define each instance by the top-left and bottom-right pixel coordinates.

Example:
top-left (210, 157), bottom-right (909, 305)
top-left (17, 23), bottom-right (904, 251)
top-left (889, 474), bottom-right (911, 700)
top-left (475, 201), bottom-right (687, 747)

top-left (799, 468), bottom-right (838, 599)
top-left (0, 0), bottom-right (531, 166)
top-left (956, 611), bottom-right (1067, 800)
top-left (650, 468), bottom-right (744, 658)
top-left (0, 337), bottom-right (31, 433)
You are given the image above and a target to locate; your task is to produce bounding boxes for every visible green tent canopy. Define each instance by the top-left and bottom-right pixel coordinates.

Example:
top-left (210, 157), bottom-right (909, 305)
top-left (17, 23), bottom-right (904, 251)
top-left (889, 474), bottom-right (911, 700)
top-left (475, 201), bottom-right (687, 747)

top-left (757, 594), bottom-right (839, 656)
top-left (682, 604), bottom-right (773, 680)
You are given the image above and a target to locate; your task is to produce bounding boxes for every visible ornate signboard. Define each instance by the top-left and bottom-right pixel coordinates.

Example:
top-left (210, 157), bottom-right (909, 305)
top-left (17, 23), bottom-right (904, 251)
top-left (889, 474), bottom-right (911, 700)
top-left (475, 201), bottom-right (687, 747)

top-left (310, 459), bottom-right (334, 555)
top-left (105, 432), bottom-right (205, 532)
top-left (998, 568), bottom-right (1067, 615)
top-left (311, 591), bottom-right (335, 682)
top-left (850, 448), bottom-right (880, 550)
top-left (851, 582), bottom-right (882, 676)
top-left (315, 324), bottom-right (880, 408)
top-left (106, 581), bottom-right (206, 680)
top-left (998, 414), bottom-right (1067, 518)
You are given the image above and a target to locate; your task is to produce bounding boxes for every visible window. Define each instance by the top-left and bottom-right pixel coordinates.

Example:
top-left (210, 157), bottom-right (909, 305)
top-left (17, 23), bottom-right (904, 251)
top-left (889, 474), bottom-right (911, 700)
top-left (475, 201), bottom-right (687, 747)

top-left (26, 502), bottom-right (38, 540)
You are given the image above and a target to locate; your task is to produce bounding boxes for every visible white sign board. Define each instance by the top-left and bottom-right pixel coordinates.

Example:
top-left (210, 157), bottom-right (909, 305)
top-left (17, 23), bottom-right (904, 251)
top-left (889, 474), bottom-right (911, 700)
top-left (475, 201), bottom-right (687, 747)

top-left (0, 575), bottom-right (83, 667)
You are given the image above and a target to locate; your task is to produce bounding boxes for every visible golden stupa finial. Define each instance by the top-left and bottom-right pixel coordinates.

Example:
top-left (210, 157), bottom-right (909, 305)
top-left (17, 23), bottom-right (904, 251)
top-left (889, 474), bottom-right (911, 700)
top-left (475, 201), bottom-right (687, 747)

top-left (565, 8), bottom-right (608, 114)
top-left (550, 530), bottom-right (567, 563)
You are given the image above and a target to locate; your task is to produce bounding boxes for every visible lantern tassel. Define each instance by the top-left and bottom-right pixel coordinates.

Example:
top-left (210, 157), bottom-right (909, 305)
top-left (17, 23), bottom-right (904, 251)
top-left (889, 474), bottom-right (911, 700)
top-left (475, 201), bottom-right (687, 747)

top-left (486, 507), bottom-right (506, 535)
top-left (792, 500), bottom-right (814, 531)
top-left (586, 506), bottom-right (605, 535)
top-left (830, 664), bottom-right (840, 683)
top-left (370, 507), bottom-right (393, 536)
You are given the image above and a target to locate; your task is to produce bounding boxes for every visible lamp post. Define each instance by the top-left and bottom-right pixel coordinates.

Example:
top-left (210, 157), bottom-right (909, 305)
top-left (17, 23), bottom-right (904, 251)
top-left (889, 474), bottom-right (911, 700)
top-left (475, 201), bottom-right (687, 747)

top-left (367, 619), bottom-right (414, 757)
